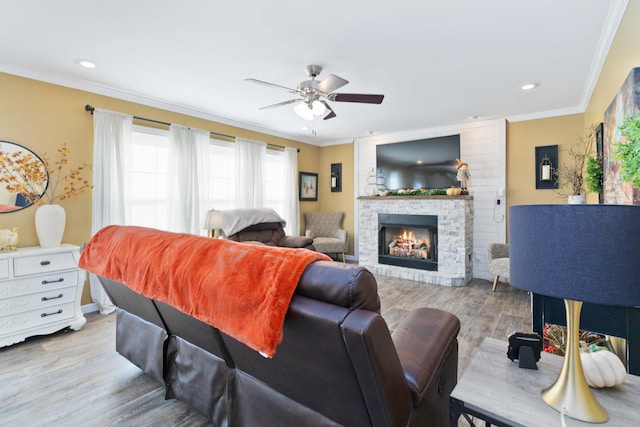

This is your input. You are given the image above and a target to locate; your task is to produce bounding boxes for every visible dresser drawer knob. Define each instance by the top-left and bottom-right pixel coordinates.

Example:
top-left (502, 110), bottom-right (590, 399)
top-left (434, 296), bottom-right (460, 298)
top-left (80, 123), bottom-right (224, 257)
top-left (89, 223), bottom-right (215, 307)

top-left (41, 294), bottom-right (64, 301)
top-left (40, 260), bottom-right (51, 266)
top-left (42, 278), bottom-right (64, 285)
top-left (41, 309), bottom-right (63, 317)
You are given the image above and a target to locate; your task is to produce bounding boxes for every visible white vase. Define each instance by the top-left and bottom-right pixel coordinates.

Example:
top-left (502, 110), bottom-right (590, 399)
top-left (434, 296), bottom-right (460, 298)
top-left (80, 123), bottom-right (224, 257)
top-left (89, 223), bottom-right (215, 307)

top-left (568, 195), bottom-right (587, 204)
top-left (35, 204), bottom-right (66, 248)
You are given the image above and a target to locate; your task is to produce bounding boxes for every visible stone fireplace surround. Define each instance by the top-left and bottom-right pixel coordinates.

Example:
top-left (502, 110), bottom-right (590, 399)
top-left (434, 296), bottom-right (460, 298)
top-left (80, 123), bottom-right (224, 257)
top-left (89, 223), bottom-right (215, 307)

top-left (358, 196), bottom-right (473, 286)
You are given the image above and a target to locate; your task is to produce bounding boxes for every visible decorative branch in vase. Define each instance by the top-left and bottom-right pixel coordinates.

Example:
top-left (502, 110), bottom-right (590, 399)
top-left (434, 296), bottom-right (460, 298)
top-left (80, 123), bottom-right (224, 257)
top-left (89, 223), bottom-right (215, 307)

top-left (38, 144), bottom-right (92, 204)
top-left (0, 143), bottom-right (92, 205)
top-left (0, 143), bottom-right (91, 247)
top-left (37, 144), bottom-right (92, 247)
top-left (554, 125), bottom-right (597, 204)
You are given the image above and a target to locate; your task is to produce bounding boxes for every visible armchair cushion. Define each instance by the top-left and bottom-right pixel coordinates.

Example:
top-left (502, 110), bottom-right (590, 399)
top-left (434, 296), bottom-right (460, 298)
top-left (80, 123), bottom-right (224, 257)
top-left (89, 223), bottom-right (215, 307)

top-left (279, 235), bottom-right (314, 248)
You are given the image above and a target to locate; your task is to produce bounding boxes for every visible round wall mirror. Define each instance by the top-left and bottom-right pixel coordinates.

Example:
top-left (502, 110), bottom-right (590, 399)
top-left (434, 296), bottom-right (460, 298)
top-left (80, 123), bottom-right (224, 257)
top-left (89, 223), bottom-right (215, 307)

top-left (0, 140), bottom-right (48, 213)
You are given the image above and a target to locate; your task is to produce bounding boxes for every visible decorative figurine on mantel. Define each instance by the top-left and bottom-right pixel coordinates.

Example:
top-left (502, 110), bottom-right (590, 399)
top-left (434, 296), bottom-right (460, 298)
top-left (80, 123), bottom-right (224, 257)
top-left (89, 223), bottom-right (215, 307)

top-left (456, 158), bottom-right (471, 195)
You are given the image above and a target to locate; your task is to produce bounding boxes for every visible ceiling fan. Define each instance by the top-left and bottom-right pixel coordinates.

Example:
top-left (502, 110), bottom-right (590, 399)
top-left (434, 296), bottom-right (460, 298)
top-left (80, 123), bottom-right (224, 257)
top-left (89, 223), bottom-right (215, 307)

top-left (245, 65), bottom-right (384, 121)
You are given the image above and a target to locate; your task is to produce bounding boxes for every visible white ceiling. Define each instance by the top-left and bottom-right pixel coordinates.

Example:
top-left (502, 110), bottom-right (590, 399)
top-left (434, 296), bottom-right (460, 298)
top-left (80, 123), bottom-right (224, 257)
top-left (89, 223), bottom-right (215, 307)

top-left (0, 1), bottom-right (628, 145)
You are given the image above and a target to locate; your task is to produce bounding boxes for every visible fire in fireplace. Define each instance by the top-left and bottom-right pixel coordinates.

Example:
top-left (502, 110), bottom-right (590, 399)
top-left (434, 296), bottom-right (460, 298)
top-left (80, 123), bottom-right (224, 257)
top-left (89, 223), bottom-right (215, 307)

top-left (378, 214), bottom-right (438, 271)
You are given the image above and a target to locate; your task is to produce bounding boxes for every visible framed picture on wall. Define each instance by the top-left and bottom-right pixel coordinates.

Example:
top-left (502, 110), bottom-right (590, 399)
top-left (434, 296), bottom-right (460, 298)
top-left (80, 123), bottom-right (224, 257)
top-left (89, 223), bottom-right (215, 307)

top-left (299, 172), bottom-right (318, 201)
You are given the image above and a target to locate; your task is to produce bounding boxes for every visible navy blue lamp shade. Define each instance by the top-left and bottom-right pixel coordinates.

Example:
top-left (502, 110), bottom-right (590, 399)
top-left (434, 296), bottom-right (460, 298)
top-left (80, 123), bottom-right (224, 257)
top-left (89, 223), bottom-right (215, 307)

top-left (509, 204), bottom-right (640, 306)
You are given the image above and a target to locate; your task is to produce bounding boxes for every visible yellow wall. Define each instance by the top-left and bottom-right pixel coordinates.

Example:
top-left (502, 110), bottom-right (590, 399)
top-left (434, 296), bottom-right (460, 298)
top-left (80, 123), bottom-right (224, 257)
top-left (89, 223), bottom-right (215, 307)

top-left (585, 0), bottom-right (640, 125)
top-left (506, 114), bottom-right (587, 210)
top-left (296, 144), bottom-right (321, 236)
top-left (317, 143), bottom-right (355, 255)
top-left (0, 72), bottom-right (319, 304)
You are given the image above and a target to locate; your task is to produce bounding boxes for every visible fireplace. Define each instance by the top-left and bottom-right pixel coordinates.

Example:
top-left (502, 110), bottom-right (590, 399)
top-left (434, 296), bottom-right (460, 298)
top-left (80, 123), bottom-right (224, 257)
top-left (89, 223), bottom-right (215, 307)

top-left (378, 213), bottom-right (438, 271)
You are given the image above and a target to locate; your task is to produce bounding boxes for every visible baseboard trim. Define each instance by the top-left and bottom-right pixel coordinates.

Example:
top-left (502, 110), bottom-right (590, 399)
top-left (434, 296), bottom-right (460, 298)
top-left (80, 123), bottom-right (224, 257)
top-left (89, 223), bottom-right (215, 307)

top-left (81, 303), bottom-right (100, 314)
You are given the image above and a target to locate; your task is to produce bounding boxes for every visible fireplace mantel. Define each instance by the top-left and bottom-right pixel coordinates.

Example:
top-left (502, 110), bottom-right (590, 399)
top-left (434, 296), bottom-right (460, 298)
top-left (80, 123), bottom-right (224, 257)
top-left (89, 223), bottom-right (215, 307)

top-left (358, 197), bottom-right (473, 286)
top-left (358, 195), bottom-right (472, 200)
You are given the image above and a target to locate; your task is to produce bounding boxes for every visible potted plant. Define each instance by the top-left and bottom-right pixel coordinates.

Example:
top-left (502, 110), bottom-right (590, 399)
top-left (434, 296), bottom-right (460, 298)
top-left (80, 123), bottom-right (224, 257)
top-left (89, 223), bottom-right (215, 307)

top-left (586, 155), bottom-right (603, 194)
top-left (614, 114), bottom-right (640, 189)
top-left (555, 125), bottom-right (597, 203)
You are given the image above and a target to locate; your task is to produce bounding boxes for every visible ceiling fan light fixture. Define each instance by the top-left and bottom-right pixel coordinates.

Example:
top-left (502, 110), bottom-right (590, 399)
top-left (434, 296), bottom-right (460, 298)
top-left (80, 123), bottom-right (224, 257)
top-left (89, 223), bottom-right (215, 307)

top-left (294, 102), bottom-right (314, 120)
top-left (311, 100), bottom-right (326, 116)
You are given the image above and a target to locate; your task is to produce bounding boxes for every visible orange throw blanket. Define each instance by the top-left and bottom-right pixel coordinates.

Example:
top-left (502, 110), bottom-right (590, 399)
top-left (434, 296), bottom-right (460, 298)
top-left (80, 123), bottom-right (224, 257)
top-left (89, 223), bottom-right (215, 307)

top-left (79, 225), bottom-right (330, 357)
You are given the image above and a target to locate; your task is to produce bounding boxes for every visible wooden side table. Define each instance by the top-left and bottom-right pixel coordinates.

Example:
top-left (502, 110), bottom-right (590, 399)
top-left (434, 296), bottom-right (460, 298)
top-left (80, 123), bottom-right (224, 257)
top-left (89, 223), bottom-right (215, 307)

top-left (450, 337), bottom-right (640, 426)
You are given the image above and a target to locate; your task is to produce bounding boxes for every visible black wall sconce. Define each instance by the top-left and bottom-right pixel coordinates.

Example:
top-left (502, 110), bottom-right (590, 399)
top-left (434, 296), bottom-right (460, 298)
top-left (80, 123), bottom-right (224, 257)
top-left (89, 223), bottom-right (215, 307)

top-left (535, 145), bottom-right (558, 189)
top-left (331, 163), bottom-right (342, 192)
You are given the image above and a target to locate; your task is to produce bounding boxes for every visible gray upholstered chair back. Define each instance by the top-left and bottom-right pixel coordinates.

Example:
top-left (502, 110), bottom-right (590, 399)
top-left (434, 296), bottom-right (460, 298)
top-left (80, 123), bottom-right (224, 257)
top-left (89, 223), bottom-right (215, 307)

top-left (304, 211), bottom-right (344, 238)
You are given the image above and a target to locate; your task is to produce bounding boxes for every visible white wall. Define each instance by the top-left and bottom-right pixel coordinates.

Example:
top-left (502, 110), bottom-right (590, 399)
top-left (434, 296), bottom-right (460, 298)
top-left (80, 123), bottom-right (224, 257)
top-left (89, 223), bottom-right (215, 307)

top-left (354, 118), bottom-right (506, 281)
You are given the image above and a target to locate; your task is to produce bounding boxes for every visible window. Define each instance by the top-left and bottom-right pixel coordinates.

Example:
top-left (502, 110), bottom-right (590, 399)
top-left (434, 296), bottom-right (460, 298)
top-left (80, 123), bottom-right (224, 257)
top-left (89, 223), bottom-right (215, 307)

top-left (125, 126), bottom-right (288, 232)
top-left (205, 141), bottom-right (236, 211)
top-left (264, 150), bottom-right (285, 216)
top-left (126, 126), bottom-right (169, 229)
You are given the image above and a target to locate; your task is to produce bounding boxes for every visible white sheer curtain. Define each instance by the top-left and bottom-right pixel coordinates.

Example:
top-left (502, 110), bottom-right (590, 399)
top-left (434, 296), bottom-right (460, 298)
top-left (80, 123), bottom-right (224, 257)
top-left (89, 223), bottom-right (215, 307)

top-left (235, 138), bottom-right (266, 208)
top-left (168, 124), bottom-right (211, 234)
top-left (91, 109), bottom-right (133, 314)
top-left (283, 147), bottom-right (299, 236)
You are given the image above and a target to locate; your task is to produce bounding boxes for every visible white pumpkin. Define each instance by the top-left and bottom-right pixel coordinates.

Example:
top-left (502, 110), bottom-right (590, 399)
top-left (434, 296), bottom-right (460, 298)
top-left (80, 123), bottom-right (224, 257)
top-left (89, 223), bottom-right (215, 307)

top-left (580, 348), bottom-right (627, 388)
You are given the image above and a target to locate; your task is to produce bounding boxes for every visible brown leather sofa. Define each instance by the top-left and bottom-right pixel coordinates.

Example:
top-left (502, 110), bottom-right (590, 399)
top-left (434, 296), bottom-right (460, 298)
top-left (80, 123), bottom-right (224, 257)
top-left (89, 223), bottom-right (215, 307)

top-left (99, 261), bottom-right (460, 426)
top-left (226, 221), bottom-right (315, 250)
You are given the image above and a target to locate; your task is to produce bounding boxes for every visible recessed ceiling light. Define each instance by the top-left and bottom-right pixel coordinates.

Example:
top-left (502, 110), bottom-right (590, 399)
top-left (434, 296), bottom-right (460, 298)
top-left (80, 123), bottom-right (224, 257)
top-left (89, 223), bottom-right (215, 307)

top-left (75, 59), bottom-right (96, 69)
top-left (417, 160), bottom-right (423, 164)
top-left (521, 83), bottom-right (539, 91)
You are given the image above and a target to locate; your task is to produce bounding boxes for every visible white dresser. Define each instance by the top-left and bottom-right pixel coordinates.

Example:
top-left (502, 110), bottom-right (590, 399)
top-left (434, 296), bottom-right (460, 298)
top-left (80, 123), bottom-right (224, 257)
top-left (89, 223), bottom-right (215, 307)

top-left (0, 244), bottom-right (86, 347)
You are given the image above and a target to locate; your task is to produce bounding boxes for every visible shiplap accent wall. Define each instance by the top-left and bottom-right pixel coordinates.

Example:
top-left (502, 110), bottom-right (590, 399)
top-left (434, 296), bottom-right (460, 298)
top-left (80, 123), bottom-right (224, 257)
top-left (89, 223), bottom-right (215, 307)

top-left (353, 118), bottom-right (506, 281)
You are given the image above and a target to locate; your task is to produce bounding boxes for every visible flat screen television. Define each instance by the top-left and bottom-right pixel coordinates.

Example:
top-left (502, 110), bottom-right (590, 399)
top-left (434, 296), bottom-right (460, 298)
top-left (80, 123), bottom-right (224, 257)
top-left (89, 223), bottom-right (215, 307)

top-left (376, 135), bottom-right (461, 191)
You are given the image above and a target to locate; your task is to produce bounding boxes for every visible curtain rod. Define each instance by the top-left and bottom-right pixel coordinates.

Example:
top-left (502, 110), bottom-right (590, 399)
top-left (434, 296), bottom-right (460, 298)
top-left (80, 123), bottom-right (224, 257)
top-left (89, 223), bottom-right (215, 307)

top-left (84, 104), bottom-right (299, 152)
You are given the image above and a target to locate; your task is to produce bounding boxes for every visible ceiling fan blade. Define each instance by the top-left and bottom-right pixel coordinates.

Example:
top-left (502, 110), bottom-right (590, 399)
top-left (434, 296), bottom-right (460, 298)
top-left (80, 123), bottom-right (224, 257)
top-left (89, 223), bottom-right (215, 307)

top-left (321, 101), bottom-right (337, 120)
top-left (245, 78), bottom-right (300, 94)
top-left (324, 110), bottom-right (337, 120)
top-left (259, 99), bottom-right (300, 110)
top-left (330, 93), bottom-right (384, 104)
top-left (315, 74), bottom-right (349, 94)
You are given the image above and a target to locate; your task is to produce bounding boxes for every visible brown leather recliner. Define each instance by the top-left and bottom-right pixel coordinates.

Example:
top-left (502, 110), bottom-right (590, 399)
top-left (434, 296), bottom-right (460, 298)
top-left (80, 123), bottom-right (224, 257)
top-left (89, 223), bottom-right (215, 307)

top-left (226, 221), bottom-right (315, 250)
top-left (99, 261), bottom-right (460, 426)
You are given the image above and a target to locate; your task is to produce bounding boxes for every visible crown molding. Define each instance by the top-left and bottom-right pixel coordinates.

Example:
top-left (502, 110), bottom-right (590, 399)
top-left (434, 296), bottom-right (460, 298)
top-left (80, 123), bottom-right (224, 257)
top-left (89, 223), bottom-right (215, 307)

top-left (579, 0), bottom-right (629, 110)
top-left (0, 65), bottom-right (323, 146)
top-left (506, 106), bottom-right (584, 123)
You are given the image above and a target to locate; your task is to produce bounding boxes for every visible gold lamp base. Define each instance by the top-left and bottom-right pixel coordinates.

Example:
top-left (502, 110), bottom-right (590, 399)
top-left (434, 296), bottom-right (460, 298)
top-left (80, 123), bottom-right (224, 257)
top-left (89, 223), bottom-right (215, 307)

top-left (541, 299), bottom-right (608, 423)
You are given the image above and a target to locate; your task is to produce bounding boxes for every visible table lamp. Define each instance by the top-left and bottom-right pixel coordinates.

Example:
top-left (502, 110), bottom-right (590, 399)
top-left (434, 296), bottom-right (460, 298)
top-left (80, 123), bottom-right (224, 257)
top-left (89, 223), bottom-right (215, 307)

top-left (202, 209), bottom-right (224, 238)
top-left (510, 204), bottom-right (640, 423)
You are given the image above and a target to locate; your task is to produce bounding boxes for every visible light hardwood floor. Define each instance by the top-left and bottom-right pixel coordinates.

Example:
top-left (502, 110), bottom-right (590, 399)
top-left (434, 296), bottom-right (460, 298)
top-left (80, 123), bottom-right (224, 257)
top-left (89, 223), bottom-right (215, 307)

top-left (0, 276), bottom-right (530, 426)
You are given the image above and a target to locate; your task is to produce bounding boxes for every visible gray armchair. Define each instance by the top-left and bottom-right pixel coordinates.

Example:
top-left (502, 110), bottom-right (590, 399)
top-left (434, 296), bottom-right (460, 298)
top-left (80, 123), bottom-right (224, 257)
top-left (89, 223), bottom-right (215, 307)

top-left (487, 243), bottom-right (510, 292)
top-left (304, 211), bottom-right (348, 262)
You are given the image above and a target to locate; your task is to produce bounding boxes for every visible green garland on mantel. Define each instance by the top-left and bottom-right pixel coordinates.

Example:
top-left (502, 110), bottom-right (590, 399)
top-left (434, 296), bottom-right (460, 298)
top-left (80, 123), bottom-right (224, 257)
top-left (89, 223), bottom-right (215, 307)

top-left (385, 189), bottom-right (448, 196)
